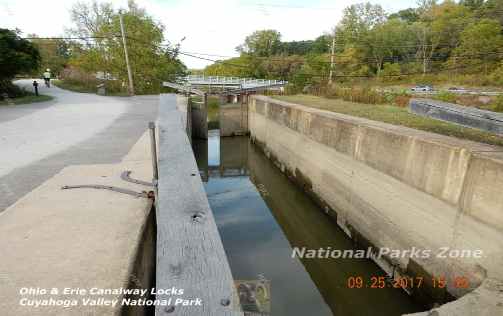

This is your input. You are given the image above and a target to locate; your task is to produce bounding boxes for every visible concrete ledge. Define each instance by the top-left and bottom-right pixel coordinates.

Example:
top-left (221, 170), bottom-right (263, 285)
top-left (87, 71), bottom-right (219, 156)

top-left (252, 95), bottom-right (503, 231)
top-left (409, 98), bottom-right (503, 135)
top-left (0, 133), bottom-right (154, 316)
top-left (405, 278), bottom-right (503, 316)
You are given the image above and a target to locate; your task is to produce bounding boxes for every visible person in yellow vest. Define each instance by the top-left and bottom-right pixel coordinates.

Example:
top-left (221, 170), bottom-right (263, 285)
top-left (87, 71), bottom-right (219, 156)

top-left (43, 69), bottom-right (51, 87)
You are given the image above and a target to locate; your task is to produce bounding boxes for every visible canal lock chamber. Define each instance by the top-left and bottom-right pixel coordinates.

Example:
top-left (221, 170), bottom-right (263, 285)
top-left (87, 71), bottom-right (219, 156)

top-left (191, 129), bottom-right (430, 316)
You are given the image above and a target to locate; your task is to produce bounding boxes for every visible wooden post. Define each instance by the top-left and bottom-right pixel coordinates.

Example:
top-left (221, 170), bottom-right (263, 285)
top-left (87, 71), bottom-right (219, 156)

top-left (119, 11), bottom-right (135, 96)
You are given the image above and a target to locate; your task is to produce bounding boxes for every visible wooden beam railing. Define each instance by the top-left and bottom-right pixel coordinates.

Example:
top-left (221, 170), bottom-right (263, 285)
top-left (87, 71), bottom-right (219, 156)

top-left (155, 94), bottom-right (242, 315)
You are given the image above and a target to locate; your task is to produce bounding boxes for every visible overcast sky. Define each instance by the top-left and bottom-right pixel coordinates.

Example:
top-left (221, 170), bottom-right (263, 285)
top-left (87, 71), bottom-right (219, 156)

top-left (1, 0), bottom-right (414, 69)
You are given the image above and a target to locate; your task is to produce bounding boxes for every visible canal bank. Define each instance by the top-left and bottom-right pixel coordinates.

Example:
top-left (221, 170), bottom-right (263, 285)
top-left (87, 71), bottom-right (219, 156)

top-left (193, 130), bottom-right (425, 316)
top-left (245, 95), bottom-right (503, 315)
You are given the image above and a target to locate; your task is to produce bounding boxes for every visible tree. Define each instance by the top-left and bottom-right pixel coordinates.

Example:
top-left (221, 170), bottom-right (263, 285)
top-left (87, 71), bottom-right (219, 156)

top-left (453, 18), bottom-right (503, 74)
top-left (310, 35), bottom-right (331, 54)
top-left (68, 1), bottom-right (114, 41)
top-left (260, 55), bottom-right (304, 80)
top-left (367, 19), bottom-right (414, 75)
top-left (333, 2), bottom-right (387, 77)
top-left (411, 21), bottom-right (438, 75)
top-left (67, 0), bottom-right (185, 94)
top-left (389, 8), bottom-right (420, 23)
top-left (280, 40), bottom-right (314, 55)
top-left (0, 29), bottom-right (41, 95)
top-left (416, 0), bottom-right (438, 17)
top-left (460, 0), bottom-right (484, 10)
top-left (203, 55), bottom-right (253, 77)
top-left (236, 30), bottom-right (282, 57)
top-left (335, 47), bottom-right (369, 76)
top-left (381, 62), bottom-right (402, 81)
top-left (478, 0), bottom-right (503, 27)
top-left (428, 1), bottom-right (473, 55)
top-left (336, 2), bottom-right (386, 46)
top-left (29, 36), bottom-right (70, 76)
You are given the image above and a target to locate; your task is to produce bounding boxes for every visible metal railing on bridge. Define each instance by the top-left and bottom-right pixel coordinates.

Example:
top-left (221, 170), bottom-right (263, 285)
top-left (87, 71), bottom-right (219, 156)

top-left (178, 75), bottom-right (288, 90)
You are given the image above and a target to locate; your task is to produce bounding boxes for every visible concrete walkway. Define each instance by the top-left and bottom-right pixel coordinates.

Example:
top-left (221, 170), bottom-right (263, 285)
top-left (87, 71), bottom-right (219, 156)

top-left (0, 131), bottom-right (154, 316)
top-left (0, 80), bottom-right (157, 212)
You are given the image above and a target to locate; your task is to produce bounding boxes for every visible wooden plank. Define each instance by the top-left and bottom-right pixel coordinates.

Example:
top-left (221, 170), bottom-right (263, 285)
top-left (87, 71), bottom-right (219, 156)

top-left (155, 94), bottom-right (242, 315)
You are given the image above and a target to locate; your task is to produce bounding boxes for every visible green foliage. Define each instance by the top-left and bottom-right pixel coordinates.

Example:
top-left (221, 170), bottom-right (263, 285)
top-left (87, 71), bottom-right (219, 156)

top-left (367, 19), bottom-right (414, 75)
top-left (381, 63), bottom-right (402, 81)
top-left (203, 55), bottom-right (253, 77)
top-left (202, 0), bottom-right (503, 93)
top-left (478, 0), bottom-right (503, 27)
top-left (489, 62), bottom-right (503, 85)
top-left (389, 8), bottom-right (420, 23)
top-left (453, 19), bottom-right (503, 73)
top-left (0, 28), bottom-right (41, 96)
top-left (336, 2), bottom-right (386, 44)
top-left (324, 85), bottom-right (386, 104)
top-left (435, 91), bottom-right (457, 103)
top-left (30, 37), bottom-right (70, 76)
top-left (280, 40), bottom-right (314, 55)
top-left (493, 95), bottom-right (503, 113)
top-left (66, 0), bottom-right (186, 95)
top-left (0, 93), bottom-right (53, 106)
top-left (236, 30), bottom-right (282, 57)
top-left (310, 35), bottom-right (331, 54)
top-left (0, 80), bottom-right (30, 99)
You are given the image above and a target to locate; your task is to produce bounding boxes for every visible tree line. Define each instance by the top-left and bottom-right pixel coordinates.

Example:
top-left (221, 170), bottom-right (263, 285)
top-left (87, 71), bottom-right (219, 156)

top-left (202, 0), bottom-right (503, 89)
top-left (1, 0), bottom-right (186, 96)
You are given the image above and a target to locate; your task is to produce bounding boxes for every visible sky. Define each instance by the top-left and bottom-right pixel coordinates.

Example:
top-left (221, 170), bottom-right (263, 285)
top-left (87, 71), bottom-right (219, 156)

top-left (0, 0), bottom-right (414, 69)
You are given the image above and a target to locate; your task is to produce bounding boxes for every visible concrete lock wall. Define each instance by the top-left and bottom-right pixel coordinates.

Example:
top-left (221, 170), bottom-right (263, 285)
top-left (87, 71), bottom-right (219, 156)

top-left (248, 95), bottom-right (503, 311)
top-left (191, 98), bottom-right (208, 139)
top-left (220, 103), bottom-right (248, 137)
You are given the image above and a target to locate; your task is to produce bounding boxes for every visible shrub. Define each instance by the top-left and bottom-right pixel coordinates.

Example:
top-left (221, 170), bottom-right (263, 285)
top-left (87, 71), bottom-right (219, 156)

top-left (380, 63), bottom-right (401, 82)
top-left (0, 80), bottom-right (29, 98)
top-left (489, 63), bottom-right (503, 86)
top-left (323, 85), bottom-right (386, 104)
top-left (493, 95), bottom-right (503, 113)
top-left (435, 91), bottom-right (457, 103)
top-left (393, 95), bottom-right (411, 107)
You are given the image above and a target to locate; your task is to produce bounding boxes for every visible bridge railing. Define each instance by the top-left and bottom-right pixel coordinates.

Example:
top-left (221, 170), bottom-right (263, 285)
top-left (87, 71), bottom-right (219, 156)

top-left (178, 75), bottom-right (287, 88)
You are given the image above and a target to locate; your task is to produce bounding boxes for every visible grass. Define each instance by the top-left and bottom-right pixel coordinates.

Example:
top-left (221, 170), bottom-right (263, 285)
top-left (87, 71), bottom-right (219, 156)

top-left (52, 79), bottom-right (94, 93)
top-left (52, 80), bottom-right (129, 96)
top-left (274, 95), bottom-right (503, 147)
top-left (0, 93), bottom-right (53, 106)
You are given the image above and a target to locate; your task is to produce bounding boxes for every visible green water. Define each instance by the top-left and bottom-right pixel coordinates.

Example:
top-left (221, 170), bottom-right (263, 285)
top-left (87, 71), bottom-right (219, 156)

top-left (192, 130), bottom-right (425, 316)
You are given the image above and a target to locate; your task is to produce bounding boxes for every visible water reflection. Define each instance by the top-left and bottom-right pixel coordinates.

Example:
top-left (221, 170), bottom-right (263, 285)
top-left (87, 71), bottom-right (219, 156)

top-left (192, 130), bottom-right (425, 316)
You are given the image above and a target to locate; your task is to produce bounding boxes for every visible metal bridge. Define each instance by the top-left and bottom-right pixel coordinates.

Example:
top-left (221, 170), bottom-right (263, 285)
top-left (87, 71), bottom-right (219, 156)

top-left (173, 75), bottom-right (288, 93)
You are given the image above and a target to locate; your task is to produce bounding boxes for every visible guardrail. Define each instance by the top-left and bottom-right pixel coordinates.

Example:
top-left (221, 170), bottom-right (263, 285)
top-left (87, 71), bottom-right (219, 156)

top-left (178, 75), bottom-right (288, 88)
